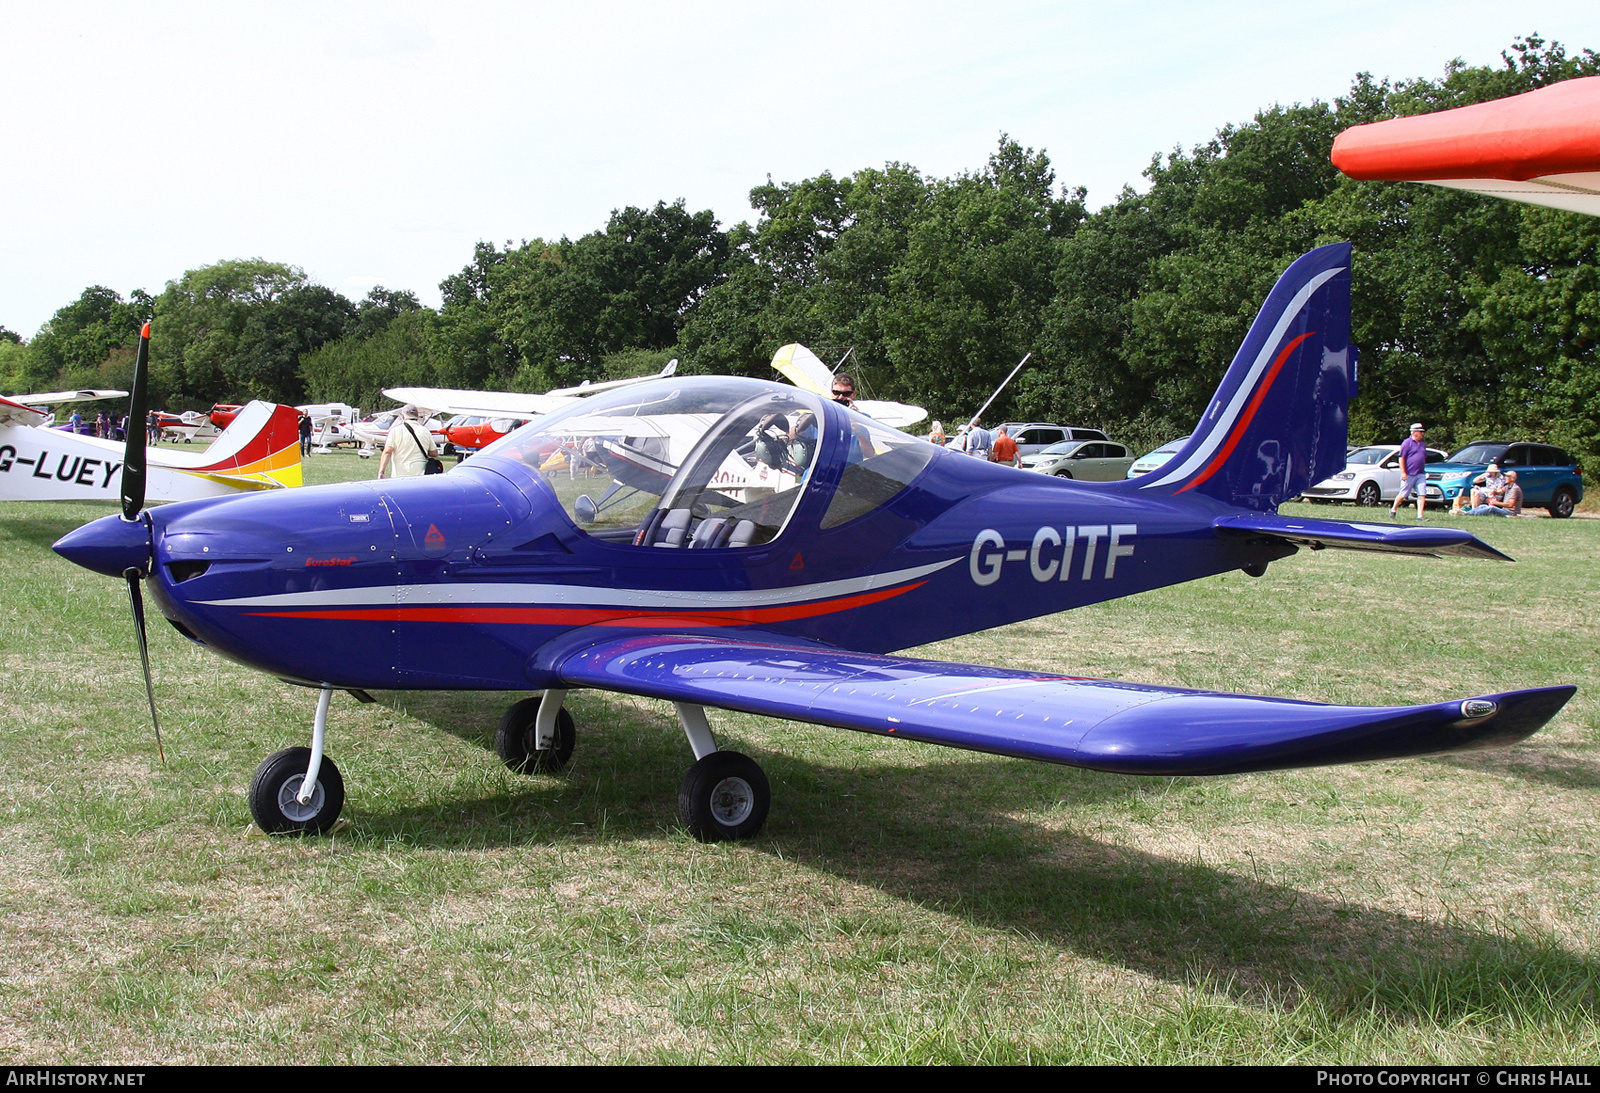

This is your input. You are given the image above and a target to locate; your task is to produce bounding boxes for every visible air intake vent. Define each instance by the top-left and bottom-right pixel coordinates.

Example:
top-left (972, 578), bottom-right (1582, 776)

top-left (167, 561), bottom-right (211, 582)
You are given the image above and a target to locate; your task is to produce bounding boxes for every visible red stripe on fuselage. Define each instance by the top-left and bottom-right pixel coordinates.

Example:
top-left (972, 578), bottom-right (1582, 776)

top-left (241, 580), bottom-right (925, 627)
top-left (1176, 332), bottom-right (1314, 495)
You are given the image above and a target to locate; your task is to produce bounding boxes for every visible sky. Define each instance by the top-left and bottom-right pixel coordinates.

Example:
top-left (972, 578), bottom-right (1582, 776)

top-left (3, 0), bottom-right (1598, 338)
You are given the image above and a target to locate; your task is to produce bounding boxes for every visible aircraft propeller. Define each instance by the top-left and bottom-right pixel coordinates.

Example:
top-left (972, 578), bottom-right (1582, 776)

top-left (119, 321), bottom-right (164, 763)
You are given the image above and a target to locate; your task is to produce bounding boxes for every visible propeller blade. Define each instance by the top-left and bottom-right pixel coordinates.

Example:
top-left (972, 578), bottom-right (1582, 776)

top-left (121, 321), bottom-right (151, 520)
top-left (123, 566), bottom-right (165, 765)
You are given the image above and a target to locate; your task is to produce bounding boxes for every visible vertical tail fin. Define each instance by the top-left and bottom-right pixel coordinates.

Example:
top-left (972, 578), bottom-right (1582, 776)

top-left (1136, 243), bottom-right (1355, 510)
top-left (189, 401), bottom-right (303, 488)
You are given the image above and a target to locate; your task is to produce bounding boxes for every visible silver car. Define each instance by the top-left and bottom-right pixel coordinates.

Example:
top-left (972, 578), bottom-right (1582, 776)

top-left (1021, 440), bottom-right (1135, 480)
top-left (1126, 436), bottom-right (1192, 479)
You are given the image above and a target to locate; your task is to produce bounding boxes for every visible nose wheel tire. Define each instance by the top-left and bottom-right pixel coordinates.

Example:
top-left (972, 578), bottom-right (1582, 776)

top-left (497, 698), bottom-right (576, 773)
top-left (248, 747), bottom-right (345, 835)
top-left (678, 751), bottom-right (770, 842)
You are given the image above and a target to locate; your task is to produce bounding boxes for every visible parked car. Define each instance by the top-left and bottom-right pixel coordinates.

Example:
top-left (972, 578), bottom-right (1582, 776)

top-left (996, 423), bottom-right (1110, 458)
top-left (1424, 441), bottom-right (1585, 517)
top-left (1125, 435), bottom-right (1191, 479)
top-left (1300, 444), bottom-right (1449, 506)
top-left (1021, 440), bottom-right (1135, 480)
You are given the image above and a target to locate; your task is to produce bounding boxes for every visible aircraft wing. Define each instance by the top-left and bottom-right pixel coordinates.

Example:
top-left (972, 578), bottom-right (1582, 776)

top-left (852, 399), bottom-right (928, 429)
top-left (1332, 75), bottom-right (1600, 217)
top-left (545, 359), bottom-right (678, 397)
top-left (7, 388), bottom-right (128, 406)
top-left (547, 631), bottom-right (1572, 776)
top-left (771, 344), bottom-right (929, 428)
top-left (1, 395), bottom-right (49, 427)
top-left (382, 387), bottom-right (574, 420)
top-left (1212, 513), bottom-right (1512, 561)
top-left (771, 344), bottom-right (835, 395)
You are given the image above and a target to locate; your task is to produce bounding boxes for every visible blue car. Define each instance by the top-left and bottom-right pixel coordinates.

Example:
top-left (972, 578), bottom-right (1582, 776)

top-left (1424, 441), bottom-right (1585, 517)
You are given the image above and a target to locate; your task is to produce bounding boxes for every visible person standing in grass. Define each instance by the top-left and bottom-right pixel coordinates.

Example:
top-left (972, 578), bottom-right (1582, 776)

top-left (378, 405), bottom-right (440, 479)
top-left (1389, 422), bottom-right (1430, 521)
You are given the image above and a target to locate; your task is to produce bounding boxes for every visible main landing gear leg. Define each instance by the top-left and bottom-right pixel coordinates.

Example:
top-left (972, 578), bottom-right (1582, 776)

top-left (247, 685), bottom-right (346, 835)
top-left (674, 703), bottom-right (769, 843)
top-left (497, 689), bottom-right (575, 773)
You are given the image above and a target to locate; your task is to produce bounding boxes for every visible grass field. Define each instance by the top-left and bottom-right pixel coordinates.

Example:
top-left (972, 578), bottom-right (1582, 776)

top-left (2, 448), bottom-right (1596, 1063)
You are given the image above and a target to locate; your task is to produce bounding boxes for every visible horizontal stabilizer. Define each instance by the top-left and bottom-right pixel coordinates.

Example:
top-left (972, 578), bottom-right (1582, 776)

top-left (550, 632), bottom-right (1569, 776)
top-left (1214, 513), bottom-right (1512, 561)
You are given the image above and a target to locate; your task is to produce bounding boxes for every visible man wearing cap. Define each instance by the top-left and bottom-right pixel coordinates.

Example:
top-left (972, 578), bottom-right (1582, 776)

top-left (377, 405), bottom-right (440, 479)
top-left (1388, 422), bottom-right (1431, 520)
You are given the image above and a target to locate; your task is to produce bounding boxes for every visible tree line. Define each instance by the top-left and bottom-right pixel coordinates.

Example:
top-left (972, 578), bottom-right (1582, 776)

top-left (4, 35), bottom-right (1596, 467)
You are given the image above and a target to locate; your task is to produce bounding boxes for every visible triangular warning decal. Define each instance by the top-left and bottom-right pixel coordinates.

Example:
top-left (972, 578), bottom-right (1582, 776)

top-left (425, 524), bottom-right (446, 547)
top-left (789, 551), bottom-right (804, 570)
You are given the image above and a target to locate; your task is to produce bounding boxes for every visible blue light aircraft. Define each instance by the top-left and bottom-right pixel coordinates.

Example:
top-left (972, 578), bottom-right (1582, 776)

top-left (53, 244), bottom-right (1574, 841)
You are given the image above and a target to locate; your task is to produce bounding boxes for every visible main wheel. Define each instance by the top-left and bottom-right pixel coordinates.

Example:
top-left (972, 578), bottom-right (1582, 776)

top-left (248, 747), bottom-right (345, 835)
top-left (497, 697), bottom-right (575, 773)
top-left (1356, 481), bottom-right (1381, 507)
top-left (678, 751), bottom-right (770, 842)
top-left (1549, 487), bottom-right (1577, 519)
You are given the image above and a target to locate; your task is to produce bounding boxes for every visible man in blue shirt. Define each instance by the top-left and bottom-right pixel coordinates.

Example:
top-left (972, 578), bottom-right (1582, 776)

top-left (1388, 422), bottom-right (1430, 521)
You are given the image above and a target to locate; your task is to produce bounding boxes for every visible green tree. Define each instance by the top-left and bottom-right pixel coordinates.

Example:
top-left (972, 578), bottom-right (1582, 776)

top-left (28, 285), bottom-right (154, 393)
top-left (152, 260), bottom-right (353, 406)
top-left (300, 309), bottom-right (439, 414)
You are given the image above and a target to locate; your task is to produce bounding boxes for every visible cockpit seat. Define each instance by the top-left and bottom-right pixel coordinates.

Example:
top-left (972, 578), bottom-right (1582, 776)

top-left (655, 508), bottom-right (693, 547)
top-left (687, 516), bottom-right (732, 549)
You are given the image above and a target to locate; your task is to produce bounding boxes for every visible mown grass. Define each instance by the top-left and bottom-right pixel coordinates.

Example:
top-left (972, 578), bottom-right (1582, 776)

top-left (0, 449), bottom-right (1596, 1063)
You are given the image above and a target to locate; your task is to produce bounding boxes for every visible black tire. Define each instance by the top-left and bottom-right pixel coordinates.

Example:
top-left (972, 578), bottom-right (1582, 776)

top-left (1052, 470), bottom-right (1074, 479)
top-left (1549, 487), bottom-right (1576, 519)
top-left (1356, 481), bottom-right (1382, 507)
top-left (248, 747), bottom-right (345, 835)
top-left (497, 697), bottom-right (575, 773)
top-left (678, 751), bottom-right (770, 842)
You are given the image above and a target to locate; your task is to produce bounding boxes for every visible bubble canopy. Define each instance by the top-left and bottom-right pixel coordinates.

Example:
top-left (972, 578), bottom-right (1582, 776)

top-left (476, 376), bottom-right (937, 549)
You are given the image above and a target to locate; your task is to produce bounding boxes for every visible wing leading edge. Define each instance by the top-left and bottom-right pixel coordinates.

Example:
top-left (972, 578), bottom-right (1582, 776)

top-left (548, 631), bottom-right (1571, 776)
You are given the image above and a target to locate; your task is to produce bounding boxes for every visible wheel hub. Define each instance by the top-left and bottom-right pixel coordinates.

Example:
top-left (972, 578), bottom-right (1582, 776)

top-left (278, 775), bottom-right (324, 822)
top-left (709, 776), bottom-right (754, 826)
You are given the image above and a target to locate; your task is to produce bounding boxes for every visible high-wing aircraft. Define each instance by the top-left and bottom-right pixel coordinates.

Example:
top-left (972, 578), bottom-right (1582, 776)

top-left (2, 380), bottom-right (302, 502)
top-left (386, 357), bottom-right (683, 432)
top-left (1332, 74), bottom-right (1600, 216)
top-left (5, 388), bottom-right (128, 425)
top-left (53, 246), bottom-right (1574, 842)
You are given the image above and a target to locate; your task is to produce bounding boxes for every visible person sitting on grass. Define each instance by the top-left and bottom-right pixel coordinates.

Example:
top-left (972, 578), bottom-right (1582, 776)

top-left (1470, 463), bottom-right (1507, 509)
top-left (1467, 470), bottom-right (1522, 517)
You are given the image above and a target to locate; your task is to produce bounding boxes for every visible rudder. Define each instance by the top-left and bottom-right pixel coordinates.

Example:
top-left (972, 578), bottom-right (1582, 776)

top-left (1135, 243), bottom-right (1354, 510)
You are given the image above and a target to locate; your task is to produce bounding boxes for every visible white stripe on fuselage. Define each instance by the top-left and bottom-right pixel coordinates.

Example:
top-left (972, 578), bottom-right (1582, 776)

top-left (198, 558), bottom-right (961, 610)
top-left (1141, 267), bottom-right (1344, 490)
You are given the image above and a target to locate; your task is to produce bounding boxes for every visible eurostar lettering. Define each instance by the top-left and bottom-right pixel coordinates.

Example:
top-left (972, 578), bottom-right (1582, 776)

top-left (969, 525), bottom-right (1137, 586)
top-left (0, 446), bottom-right (120, 489)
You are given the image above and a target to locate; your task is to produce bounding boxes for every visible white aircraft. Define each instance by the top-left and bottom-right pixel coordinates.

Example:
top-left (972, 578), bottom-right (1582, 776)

top-left (384, 357), bottom-right (682, 426)
top-left (9, 388), bottom-right (127, 421)
top-left (297, 402), bottom-right (361, 452)
top-left (1, 392), bottom-right (303, 502)
top-left (348, 408), bottom-right (451, 455)
top-left (155, 409), bottom-right (220, 443)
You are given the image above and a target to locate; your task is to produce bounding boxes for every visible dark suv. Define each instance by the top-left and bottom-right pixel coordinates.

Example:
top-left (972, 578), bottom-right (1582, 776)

top-left (1424, 441), bottom-right (1585, 517)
